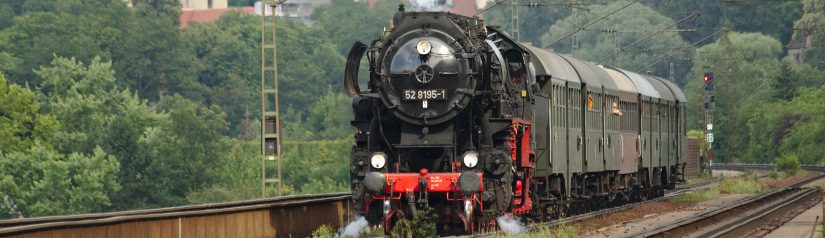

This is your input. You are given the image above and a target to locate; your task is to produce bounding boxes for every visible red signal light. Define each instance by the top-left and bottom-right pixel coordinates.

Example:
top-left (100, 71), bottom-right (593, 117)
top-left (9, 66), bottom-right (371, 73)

top-left (703, 75), bottom-right (709, 81)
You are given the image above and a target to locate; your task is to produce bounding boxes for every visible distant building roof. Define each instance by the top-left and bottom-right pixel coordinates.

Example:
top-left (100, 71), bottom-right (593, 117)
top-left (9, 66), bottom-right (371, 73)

top-left (180, 7), bottom-right (255, 28)
top-left (450, 0), bottom-right (477, 17)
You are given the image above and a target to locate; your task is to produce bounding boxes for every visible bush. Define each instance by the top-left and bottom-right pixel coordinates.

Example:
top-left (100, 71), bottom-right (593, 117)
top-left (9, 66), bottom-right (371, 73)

top-left (389, 207), bottom-right (438, 238)
top-left (674, 186), bottom-right (720, 202)
top-left (312, 224), bottom-right (336, 238)
top-left (774, 153), bottom-right (801, 177)
top-left (718, 174), bottom-right (764, 194)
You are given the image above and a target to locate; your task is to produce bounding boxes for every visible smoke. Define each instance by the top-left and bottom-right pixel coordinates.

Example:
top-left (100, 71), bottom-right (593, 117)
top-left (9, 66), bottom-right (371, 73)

top-left (496, 215), bottom-right (527, 235)
top-left (410, 0), bottom-right (451, 12)
top-left (338, 216), bottom-right (369, 238)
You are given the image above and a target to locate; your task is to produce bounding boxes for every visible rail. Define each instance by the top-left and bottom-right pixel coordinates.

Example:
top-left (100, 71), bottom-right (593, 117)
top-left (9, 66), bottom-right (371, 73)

top-left (711, 163), bottom-right (825, 172)
top-left (629, 165), bottom-right (825, 238)
top-left (2, 163), bottom-right (820, 237)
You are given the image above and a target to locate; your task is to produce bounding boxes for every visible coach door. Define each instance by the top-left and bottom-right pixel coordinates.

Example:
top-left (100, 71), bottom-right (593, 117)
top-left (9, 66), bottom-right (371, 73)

top-left (533, 79), bottom-right (551, 176)
top-left (585, 89), bottom-right (604, 172)
top-left (662, 102), bottom-right (671, 168)
top-left (568, 84), bottom-right (584, 174)
top-left (603, 94), bottom-right (621, 171)
top-left (551, 83), bottom-right (568, 175)
top-left (651, 100), bottom-right (661, 170)
top-left (618, 98), bottom-right (639, 174)
top-left (641, 97), bottom-right (652, 171)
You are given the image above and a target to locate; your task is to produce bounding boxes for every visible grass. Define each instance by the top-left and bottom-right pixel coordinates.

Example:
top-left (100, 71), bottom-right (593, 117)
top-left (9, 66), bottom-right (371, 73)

top-left (493, 224), bottom-right (578, 238)
top-left (674, 173), bottom-right (766, 202)
top-left (673, 186), bottom-right (720, 202)
top-left (718, 173), bottom-right (764, 194)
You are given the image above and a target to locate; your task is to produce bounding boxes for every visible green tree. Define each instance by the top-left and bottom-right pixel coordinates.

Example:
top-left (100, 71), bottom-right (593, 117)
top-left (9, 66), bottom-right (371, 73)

top-left (0, 12), bottom-right (93, 85)
top-left (647, 0), bottom-right (801, 46)
top-left (134, 95), bottom-right (231, 206)
top-left (745, 85), bottom-right (825, 164)
top-left (186, 138), bottom-right (261, 204)
top-left (228, 0), bottom-right (256, 7)
top-left (0, 0), bottom-right (129, 86)
top-left (113, 6), bottom-right (205, 101)
top-left (311, 0), bottom-right (396, 55)
top-left (35, 56), bottom-right (122, 154)
top-left (183, 14), bottom-right (261, 136)
top-left (0, 73), bottom-right (57, 153)
top-left (0, 52), bottom-right (19, 73)
top-left (0, 144), bottom-right (120, 218)
top-left (686, 32), bottom-right (783, 162)
top-left (105, 91), bottom-right (163, 209)
top-left (483, 1), bottom-right (571, 45)
top-left (275, 20), bottom-right (346, 111)
top-left (307, 93), bottom-right (353, 140)
top-left (0, 4), bottom-right (13, 31)
top-left (281, 139), bottom-right (350, 194)
top-left (777, 87), bottom-right (825, 164)
top-left (792, 0), bottom-right (825, 69)
top-left (539, 1), bottom-right (692, 80)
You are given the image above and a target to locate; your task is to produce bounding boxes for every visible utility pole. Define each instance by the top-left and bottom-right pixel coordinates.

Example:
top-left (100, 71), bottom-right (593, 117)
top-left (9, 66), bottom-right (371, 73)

top-left (261, 0), bottom-right (286, 198)
top-left (702, 71), bottom-right (715, 168)
top-left (571, 0), bottom-right (577, 56)
top-left (511, 0), bottom-right (519, 41)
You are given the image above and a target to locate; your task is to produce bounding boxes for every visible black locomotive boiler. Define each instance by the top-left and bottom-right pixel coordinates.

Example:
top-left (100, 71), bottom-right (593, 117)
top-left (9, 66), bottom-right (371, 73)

top-left (344, 9), bottom-right (687, 233)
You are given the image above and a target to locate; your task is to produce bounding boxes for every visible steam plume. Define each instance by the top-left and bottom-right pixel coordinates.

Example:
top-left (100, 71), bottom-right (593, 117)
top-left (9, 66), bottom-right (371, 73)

top-left (496, 215), bottom-right (527, 235)
top-left (338, 216), bottom-right (369, 238)
top-left (411, 0), bottom-right (451, 12)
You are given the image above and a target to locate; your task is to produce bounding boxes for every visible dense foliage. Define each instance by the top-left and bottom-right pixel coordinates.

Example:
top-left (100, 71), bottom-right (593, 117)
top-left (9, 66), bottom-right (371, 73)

top-left (0, 0), bottom-right (824, 219)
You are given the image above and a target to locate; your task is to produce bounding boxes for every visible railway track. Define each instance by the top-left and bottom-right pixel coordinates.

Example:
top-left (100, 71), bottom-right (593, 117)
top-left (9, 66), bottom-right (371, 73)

top-left (469, 164), bottom-right (825, 237)
top-left (627, 167), bottom-right (825, 238)
top-left (459, 179), bottom-right (716, 238)
top-left (542, 179), bottom-right (716, 228)
top-left (1, 163), bottom-right (820, 237)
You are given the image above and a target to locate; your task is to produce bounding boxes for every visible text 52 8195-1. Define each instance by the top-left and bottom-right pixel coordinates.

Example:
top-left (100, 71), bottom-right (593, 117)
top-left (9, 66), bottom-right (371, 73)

top-left (403, 89), bottom-right (447, 100)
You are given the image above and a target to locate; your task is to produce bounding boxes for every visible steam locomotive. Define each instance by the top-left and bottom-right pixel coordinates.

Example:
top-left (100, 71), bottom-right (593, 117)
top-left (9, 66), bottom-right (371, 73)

top-left (344, 9), bottom-right (686, 233)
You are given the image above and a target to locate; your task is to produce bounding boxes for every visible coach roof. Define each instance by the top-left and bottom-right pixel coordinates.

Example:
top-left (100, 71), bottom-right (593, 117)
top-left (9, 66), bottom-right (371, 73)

top-left (522, 44), bottom-right (580, 83)
top-left (620, 69), bottom-right (660, 98)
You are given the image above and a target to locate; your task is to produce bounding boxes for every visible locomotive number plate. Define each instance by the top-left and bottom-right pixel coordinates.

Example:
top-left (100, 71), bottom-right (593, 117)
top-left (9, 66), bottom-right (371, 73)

top-left (403, 89), bottom-right (447, 100)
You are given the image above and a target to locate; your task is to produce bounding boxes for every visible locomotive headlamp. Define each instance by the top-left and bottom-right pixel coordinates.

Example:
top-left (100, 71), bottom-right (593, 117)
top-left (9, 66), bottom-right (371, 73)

top-left (370, 152), bottom-right (387, 169)
top-left (462, 151), bottom-right (479, 168)
top-left (416, 40), bottom-right (432, 55)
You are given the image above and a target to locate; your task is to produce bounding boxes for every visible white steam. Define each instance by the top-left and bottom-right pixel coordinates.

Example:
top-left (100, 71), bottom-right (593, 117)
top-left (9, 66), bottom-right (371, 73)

top-left (496, 215), bottom-right (527, 235)
top-left (411, 0), bottom-right (451, 12)
top-left (338, 216), bottom-right (369, 238)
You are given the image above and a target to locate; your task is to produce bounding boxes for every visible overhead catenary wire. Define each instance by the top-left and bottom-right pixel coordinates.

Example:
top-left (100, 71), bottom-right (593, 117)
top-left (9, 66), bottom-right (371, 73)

top-left (474, 0), bottom-right (507, 16)
top-left (522, 2), bottom-right (595, 10)
top-left (637, 27), bottom-right (728, 72)
top-left (583, 28), bottom-right (696, 33)
top-left (544, 0), bottom-right (641, 48)
top-left (596, 11), bottom-right (699, 64)
top-left (628, 45), bottom-right (695, 53)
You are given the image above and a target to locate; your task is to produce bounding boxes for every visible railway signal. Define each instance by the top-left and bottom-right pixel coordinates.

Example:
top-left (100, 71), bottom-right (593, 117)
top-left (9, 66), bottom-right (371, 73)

top-left (704, 95), bottom-right (716, 110)
top-left (703, 71), bottom-right (715, 92)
